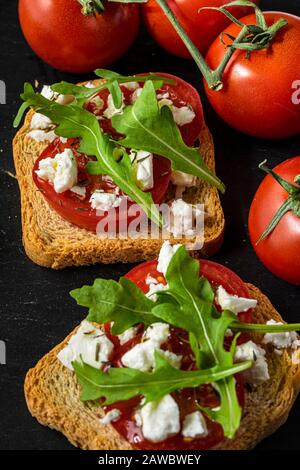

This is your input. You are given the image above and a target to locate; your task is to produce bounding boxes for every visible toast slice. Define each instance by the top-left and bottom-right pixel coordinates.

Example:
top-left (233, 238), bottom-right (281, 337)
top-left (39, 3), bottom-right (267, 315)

top-left (24, 284), bottom-right (300, 450)
top-left (12, 79), bottom-right (224, 269)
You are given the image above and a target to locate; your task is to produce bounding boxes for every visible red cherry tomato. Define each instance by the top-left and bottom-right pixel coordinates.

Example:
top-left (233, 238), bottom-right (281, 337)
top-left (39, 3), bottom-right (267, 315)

top-left (249, 157), bottom-right (300, 285)
top-left (205, 12), bottom-right (300, 139)
top-left (142, 0), bottom-right (260, 59)
top-left (103, 257), bottom-right (251, 450)
top-left (18, 0), bottom-right (140, 73)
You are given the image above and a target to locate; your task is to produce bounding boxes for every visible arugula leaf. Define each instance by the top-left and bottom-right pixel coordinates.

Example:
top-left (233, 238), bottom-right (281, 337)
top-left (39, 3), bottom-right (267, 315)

top-left (152, 246), bottom-right (242, 438)
top-left (71, 277), bottom-right (157, 335)
top-left (50, 70), bottom-right (175, 108)
top-left (112, 81), bottom-right (225, 193)
top-left (73, 351), bottom-right (252, 404)
top-left (15, 83), bottom-right (161, 226)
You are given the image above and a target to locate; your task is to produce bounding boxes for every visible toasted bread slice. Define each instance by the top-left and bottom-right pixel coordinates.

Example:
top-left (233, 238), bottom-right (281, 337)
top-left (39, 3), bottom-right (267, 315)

top-left (24, 284), bottom-right (300, 450)
top-left (12, 79), bottom-right (224, 269)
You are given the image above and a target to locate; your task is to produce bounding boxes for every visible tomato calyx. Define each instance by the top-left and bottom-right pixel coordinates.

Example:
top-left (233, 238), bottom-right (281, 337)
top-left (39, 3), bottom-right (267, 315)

top-left (78, 0), bottom-right (106, 16)
top-left (257, 160), bottom-right (300, 244)
top-left (154, 0), bottom-right (288, 90)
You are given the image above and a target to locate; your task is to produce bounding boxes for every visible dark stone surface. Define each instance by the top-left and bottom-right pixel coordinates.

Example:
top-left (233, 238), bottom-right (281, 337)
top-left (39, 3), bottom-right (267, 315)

top-left (0, 0), bottom-right (299, 450)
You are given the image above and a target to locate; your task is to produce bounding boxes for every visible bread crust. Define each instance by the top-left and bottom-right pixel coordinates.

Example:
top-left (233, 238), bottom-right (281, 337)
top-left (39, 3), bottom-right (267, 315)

top-left (24, 284), bottom-right (300, 450)
top-left (12, 79), bottom-right (225, 269)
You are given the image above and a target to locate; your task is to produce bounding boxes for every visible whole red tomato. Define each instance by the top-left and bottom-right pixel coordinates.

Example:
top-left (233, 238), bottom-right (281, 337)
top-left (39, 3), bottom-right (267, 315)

top-left (249, 157), bottom-right (300, 286)
top-left (205, 12), bottom-right (300, 139)
top-left (18, 0), bottom-right (140, 73)
top-left (142, 0), bottom-right (260, 59)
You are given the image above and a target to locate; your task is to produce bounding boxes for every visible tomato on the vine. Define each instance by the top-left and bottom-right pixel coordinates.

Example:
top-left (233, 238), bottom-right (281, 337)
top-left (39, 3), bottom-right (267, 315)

top-left (18, 0), bottom-right (140, 73)
top-left (205, 12), bottom-right (300, 139)
top-left (142, 0), bottom-right (260, 59)
top-left (249, 157), bottom-right (300, 286)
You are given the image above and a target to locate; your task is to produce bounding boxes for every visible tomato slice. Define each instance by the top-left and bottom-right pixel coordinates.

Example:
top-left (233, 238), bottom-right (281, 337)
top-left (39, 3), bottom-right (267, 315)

top-left (104, 258), bottom-right (252, 450)
top-left (33, 73), bottom-right (203, 232)
top-left (33, 138), bottom-right (171, 232)
top-left (86, 72), bottom-right (204, 146)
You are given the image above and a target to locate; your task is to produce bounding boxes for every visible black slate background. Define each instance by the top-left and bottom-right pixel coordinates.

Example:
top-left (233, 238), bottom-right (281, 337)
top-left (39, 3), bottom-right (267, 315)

top-left (0, 0), bottom-right (299, 450)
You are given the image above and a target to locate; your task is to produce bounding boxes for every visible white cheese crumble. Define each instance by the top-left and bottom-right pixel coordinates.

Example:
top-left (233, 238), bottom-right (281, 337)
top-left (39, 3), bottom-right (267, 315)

top-left (123, 81), bottom-right (140, 91)
top-left (121, 322), bottom-right (181, 372)
top-left (157, 240), bottom-right (182, 277)
top-left (30, 113), bottom-right (54, 131)
top-left (27, 129), bottom-right (57, 143)
top-left (41, 85), bottom-right (74, 104)
top-left (167, 198), bottom-right (205, 237)
top-left (131, 88), bottom-right (143, 103)
top-left (216, 286), bottom-right (257, 315)
top-left (171, 170), bottom-right (197, 188)
top-left (103, 93), bottom-right (125, 119)
top-left (158, 97), bottom-right (196, 126)
top-left (90, 190), bottom-right (123, 211)
top-left (57, 320), bottom-right (114, 371)
top-left (85, 82), bottom-right (96, 89)
top-left (263, 320), bottom-right (299, 349)
top-left (137, 395), bottom-right (180, 443)
top-left (35, 148), bottom-right (78, 193)
top-left (70, 185), bottom-right (86, 197)
top-left (182, 411), bottom-right (208, 438)
top-left (235, 340), bottom-right (269, 385)
top-left (99, 409), bottom-right (121, 425)
top-left (129, 149), bottom-right (154, 190)
top-left (146, 282), bottom-right (169, 302)
top-left (117, 326), bottom-right (138, 345)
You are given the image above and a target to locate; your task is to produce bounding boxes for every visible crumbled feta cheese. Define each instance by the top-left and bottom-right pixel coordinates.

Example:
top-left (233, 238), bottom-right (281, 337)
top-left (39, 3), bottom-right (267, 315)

top-left (182, 411), bottom-right (208, 438)
top-left (85, 82), bottom-right (96, 89)
top-left (27, 129), bottom-right (57, 143)
top-left (30, 112), bottom-right (54, 131)
top-left (129, 150), bottom-right (154, 190)
top-left (216, 286), bottom-right (257, 315)
top-left (225, 329), bottom-right (233, 338)
top-left (103, 93), bottom-right (124, 119)
top-left (157, 92), bottom-right (170, 100)
top-left (70, 185), bottom-right (86, 197)
top-left (35, 148), bottom-right (78, 193)
top-left (146, 274), bottom-right (158, 285)
top-left (158, 98), bottom-right (195, 126)
top-left (146, 282), bottom-right (169, 302)
top-left (121, 323), bottom-right (181, 372)
top-left (41, 85), bottom-right (74, 104)
top-left (138, 395), bottom-right (180, 443)
top-left (235, 340), bottom-right (269, 385)
top-left (171, 170), bottom-right (197, 188)
top-left (131, 88), bottom-right (143, 103)
top-left (144, 322), bottom-right (170, 344)
top-left (117, 327), bottom-right (138, 345)
top-left (99, 409), bottom-right (121, 425)
top-left (123, 81), bottom-right (140, 91)
top-left (90, 191), bottom-right (123, 211)
top-left (57, 320), bottom-right (114, 370)
top-left (263, 320), bottom-right (299, 349)
top-left (157, 240), bottom-right (182, 277)
top-left (172, 105), bottom-right (195, 126)
top-left (167, 199), bottom-right (204, 238)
